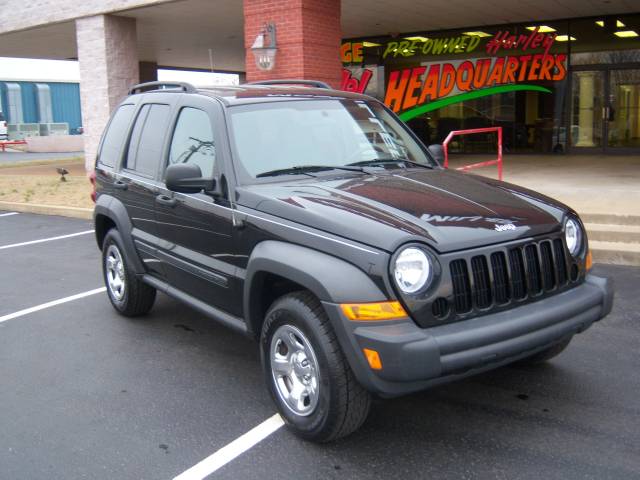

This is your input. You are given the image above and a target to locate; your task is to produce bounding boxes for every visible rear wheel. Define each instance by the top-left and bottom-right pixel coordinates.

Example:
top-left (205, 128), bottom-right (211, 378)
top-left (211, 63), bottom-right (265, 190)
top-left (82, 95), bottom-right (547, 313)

top-left (102, 229), bottom-right (156, 317)
top-left (518, 337), bottom-right (573, 365)
top-left (261, 291), bottom-right (371, 442)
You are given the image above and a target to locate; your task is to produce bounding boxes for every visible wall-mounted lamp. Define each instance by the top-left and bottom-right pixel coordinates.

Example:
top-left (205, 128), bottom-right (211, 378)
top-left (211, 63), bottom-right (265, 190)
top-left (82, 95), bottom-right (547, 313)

top-left (251, 22), bottom-right (277, 71)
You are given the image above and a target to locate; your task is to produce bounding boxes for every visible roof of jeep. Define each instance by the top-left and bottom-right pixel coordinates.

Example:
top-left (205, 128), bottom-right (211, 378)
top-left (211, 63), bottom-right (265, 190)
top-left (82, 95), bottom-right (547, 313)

top-left (129, 83), bottom-right (373, 107)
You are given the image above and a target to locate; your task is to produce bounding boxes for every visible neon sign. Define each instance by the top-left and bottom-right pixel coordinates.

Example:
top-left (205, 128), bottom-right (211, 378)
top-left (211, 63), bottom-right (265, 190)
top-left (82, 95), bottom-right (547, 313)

top-left (382, 35), bottom-right (481, 58)
top-left (382, 27), bottom-right (567, 120)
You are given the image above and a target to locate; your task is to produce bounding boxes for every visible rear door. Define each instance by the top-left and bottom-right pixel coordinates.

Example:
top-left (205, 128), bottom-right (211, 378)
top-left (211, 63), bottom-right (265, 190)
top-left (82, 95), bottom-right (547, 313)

top-left (154, 96), bottom-right (239, 315)
top-left (117, 100), bottom-right (173, 278)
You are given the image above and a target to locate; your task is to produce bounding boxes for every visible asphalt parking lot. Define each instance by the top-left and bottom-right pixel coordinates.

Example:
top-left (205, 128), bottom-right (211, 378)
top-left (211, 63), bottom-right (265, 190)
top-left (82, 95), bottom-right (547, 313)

top-left (1, 211), bottom-right (639, 480)
top-left (0, 151), bottom-right (84, 164)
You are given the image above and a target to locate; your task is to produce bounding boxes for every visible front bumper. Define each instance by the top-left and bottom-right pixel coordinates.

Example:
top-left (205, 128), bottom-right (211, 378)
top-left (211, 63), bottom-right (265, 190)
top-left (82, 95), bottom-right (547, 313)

top-left (322, 274), bottom-right (614, 397)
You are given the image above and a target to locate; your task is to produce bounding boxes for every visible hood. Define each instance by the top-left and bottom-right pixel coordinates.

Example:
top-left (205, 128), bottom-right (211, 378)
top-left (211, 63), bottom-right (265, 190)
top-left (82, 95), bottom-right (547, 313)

top-left (236, 169), bottom-right (568, 253)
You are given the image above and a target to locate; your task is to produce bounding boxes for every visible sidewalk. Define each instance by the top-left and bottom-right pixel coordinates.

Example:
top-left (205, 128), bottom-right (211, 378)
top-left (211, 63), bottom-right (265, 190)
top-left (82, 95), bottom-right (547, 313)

top-left (449, 154), bottom-right (640, 217)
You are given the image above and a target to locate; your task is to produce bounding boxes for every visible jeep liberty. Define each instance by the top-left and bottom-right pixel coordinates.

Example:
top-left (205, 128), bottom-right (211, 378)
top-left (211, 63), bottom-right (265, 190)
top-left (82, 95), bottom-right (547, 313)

top-left (93, 80), bottom-right (614, 442)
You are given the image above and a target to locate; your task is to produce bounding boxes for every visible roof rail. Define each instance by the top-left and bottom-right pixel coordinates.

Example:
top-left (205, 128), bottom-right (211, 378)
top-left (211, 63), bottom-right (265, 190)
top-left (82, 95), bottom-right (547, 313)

top-left (128, 81), bottom-right (197, 95)
top-left (246, 79), bottom-right (331, 89)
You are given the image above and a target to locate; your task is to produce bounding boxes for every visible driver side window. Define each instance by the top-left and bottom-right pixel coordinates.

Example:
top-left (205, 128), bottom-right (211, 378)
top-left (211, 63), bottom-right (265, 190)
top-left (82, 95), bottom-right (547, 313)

top-left (168, 107), bottom-right (216, 177)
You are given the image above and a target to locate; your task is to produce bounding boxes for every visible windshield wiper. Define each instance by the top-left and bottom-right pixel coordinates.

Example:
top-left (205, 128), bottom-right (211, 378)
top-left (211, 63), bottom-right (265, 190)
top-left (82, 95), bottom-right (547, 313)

top-left (256, 164), bottom-right (367, 178)
top-left (347, 158), bottom-right (434, 169)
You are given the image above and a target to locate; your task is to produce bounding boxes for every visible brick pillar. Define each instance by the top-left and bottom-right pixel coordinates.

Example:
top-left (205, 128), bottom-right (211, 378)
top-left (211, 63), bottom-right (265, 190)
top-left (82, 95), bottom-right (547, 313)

top-left (244, 0), bottom-right (341, 88)
top-left (76, 15), bottom-right (139, 171)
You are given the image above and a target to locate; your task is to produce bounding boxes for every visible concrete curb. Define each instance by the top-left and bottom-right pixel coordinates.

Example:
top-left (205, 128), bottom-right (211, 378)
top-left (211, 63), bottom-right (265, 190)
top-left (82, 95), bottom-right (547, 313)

top-left (0, 201), bottom-right (93, 220)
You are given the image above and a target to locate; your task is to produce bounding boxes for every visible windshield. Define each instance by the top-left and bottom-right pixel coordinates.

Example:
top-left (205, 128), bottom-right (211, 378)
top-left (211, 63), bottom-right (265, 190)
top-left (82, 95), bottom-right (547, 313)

top-left (229, 99), bottom-right (435, 181)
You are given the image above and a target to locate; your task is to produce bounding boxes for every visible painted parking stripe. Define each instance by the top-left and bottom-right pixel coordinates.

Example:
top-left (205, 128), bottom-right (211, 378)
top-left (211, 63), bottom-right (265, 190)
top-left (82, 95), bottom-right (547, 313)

top-left (0, 287), bottom-right (106, 324)
top-left (0, 229), bottom-right (94, 250)
top-left (173, 414), bottom-right (284, 480)
top-left (0, 212), bottom-right (19, 217)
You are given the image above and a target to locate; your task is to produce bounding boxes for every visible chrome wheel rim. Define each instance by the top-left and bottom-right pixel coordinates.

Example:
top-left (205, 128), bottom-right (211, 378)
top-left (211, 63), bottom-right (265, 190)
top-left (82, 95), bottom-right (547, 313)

top-left (105, 244), bottom-right (126, 301)
top-left (270, 324), bottom-right (320, 417)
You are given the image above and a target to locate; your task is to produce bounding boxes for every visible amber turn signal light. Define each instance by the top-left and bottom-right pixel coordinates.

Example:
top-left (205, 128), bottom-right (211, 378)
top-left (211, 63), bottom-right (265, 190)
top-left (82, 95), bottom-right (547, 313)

top-left (363, 348), bottom-right (383, 370)
top-left (341, 301), bottom-right (407, 321)
top-left (586, 250), bottom-right (593, 271)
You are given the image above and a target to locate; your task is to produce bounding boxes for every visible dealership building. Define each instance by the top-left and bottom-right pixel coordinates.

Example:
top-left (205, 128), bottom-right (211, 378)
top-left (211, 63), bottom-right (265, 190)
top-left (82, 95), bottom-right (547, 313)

top-left (0, 0), bottom-right (638, 164)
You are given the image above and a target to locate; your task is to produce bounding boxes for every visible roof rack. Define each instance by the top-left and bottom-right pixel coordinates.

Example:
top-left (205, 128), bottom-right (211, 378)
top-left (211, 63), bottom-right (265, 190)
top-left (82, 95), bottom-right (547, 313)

top-left (246, 79), bottom-right (331, 89)
top-left (128, 81), bottom-right (197, 95)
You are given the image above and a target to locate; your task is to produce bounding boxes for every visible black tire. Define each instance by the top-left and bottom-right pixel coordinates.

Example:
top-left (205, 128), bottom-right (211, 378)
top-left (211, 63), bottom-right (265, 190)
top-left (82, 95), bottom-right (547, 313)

top-left (518, 337), bottom-right (573, 365)
top-left (102, 228), bottom-right (156, 317)
top-left (260, 291), bottom-right (371, 442)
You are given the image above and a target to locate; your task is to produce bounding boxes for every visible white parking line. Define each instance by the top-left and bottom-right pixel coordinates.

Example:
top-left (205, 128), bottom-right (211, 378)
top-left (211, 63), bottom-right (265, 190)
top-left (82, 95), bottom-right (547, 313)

top-left (0, 287), bottom-right (106, 324)
top-left (0, 229), bottom-right (94, 250)
top-left (0, 212), bottom-right (19, 217)
top-left (173, 414), bottom-right (285, 480)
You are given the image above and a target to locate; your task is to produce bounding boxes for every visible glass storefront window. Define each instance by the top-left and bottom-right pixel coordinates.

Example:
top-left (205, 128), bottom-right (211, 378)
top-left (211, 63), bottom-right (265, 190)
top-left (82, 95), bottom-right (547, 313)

top-left (342, 13), bottom-right (640, 154)
top-left (568, 15), bottom-right (640, 151)
top-left (570, 15), bottom-right (640, 66)
top-left (609, 69), bottom-right (640, 148)
top-left (343, 21), bottom-right (570, 153)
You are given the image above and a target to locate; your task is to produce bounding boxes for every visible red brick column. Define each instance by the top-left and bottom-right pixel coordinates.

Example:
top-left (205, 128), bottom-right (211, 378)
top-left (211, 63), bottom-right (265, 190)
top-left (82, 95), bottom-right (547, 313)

top-left (244, 0), bottom-right (341, 88)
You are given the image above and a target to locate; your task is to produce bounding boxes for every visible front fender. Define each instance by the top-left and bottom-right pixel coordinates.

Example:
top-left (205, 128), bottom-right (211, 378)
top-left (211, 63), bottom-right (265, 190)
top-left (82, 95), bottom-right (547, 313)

top-left (244, 241), bottom-right (389, 334)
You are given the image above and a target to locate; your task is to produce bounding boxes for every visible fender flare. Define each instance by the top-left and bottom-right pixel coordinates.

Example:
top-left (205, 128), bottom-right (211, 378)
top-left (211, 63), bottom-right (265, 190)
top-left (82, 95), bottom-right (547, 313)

top-left (93, 194), bottom-right (145, 274)
top-left (243, 240), bottom-right (388, 335)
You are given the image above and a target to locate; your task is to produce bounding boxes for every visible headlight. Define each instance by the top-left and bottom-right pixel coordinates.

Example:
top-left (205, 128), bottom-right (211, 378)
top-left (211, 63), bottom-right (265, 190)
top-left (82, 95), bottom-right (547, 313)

top-left (565, 218), bottom-right (582, 256)
top-left (394, 247), bottom-right (432, 294)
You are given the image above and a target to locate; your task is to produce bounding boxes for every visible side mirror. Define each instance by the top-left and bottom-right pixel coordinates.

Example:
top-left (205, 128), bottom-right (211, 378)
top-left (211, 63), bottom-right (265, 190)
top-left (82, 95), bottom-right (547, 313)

top-left (165, 163), bottom-right (216, 194)
top-left (427, 144), bottom-right (445, 166)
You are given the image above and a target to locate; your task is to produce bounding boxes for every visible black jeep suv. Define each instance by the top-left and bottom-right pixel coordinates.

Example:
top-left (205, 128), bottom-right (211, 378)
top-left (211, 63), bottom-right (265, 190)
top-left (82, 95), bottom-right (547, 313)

top-left (94, 80), bottom-right (613, 442)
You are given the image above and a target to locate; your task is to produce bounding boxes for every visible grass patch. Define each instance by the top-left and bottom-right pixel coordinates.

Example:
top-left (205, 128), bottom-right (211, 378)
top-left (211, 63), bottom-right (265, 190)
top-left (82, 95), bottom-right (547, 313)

top-left (0, 174), bottom-right (93, 208)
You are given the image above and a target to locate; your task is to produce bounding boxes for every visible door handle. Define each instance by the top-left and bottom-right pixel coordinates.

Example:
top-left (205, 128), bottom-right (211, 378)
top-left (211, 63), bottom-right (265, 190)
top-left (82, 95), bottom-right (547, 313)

top-left (114, 180), bottom-right (128, 190)
top-left (156, 194), bottom-right (177, 207)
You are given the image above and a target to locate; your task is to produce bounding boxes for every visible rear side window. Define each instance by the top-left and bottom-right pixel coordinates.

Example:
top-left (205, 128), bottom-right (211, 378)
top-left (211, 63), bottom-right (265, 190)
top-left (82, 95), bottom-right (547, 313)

top-left (168, 107), bottom-right (216, 177)
top-left (126, 103), bottom-right (171, 177)
top-left (98, 104), bottom-right (134, 167)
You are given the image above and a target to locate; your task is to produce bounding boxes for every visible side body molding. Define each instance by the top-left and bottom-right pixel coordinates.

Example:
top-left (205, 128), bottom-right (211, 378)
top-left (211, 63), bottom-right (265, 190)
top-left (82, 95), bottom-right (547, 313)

top-left (244, 240), bottom-right (389, 334)
top-left (93, 194), bottom-right (145, 274)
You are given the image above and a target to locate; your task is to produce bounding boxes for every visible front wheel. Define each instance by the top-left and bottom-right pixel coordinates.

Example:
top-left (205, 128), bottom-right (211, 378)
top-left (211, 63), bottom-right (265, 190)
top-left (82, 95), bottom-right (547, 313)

top-left (261, 291), bottom-right (371, 442)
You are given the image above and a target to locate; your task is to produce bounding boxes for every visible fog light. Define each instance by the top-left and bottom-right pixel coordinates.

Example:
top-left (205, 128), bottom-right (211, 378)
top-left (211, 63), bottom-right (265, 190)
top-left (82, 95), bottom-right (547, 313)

top-left (363, 348), bottom-right (382, 370)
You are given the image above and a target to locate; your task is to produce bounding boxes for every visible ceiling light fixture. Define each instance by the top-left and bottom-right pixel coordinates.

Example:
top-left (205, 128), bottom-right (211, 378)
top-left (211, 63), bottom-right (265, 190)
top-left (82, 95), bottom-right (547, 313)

top-left (555, 35), bottom-right (576, 42)
top-left (614, 30), bottom-right (638, 37)
top-left (362, 41), bottom-right (382, 47)
top-left (595, 20), bottom-right (604, 27)
top-left (404, 36), bottom-right (429, 42)
top-left (526, 25), bottom-right (556, 32)
top-left (617, 20), bottom-right (626, 28)
top-left (463, 31), bottom-right (491, 37)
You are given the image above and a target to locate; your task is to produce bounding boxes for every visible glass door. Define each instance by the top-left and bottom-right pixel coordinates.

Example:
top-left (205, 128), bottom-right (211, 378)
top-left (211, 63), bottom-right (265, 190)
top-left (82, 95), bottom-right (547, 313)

top-left (607, 68), bottom-right (640, 151)
top-left (570, 67), bottom-right (640, 153)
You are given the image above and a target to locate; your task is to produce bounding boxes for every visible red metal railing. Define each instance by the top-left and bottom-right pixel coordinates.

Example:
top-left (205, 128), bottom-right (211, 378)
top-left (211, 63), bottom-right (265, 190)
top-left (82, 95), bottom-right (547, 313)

top-left (0, 140), bottom-right (27, 152)
top-left (443, 127), bottom-right (503, 181)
